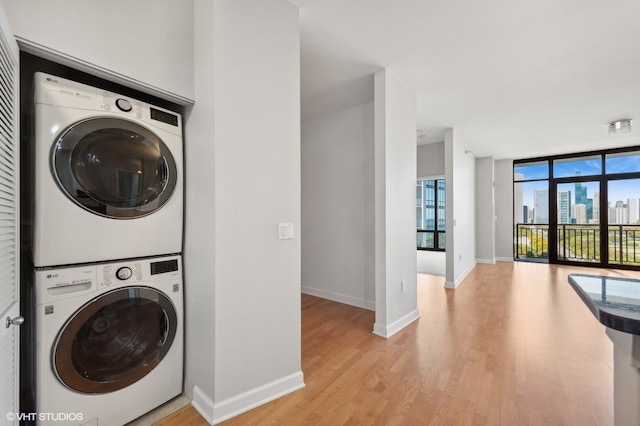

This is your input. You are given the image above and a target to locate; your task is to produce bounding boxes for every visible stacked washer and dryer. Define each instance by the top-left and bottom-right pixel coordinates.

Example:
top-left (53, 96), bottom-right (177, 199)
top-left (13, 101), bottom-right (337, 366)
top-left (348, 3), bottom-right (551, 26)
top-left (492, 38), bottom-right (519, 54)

top-left (31, 72), bottom-right (184, 426)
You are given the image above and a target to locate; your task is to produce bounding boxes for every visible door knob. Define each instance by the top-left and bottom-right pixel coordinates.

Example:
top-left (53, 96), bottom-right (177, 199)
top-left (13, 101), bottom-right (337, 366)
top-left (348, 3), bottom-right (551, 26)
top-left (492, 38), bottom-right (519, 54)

top-left (5, 316), bottom-right (24, 328)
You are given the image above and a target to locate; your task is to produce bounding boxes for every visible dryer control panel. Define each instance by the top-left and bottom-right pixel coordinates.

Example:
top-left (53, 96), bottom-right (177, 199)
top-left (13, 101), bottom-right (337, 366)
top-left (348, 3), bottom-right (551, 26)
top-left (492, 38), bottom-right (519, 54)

top-left (33, 72), bottom-right (183, 137)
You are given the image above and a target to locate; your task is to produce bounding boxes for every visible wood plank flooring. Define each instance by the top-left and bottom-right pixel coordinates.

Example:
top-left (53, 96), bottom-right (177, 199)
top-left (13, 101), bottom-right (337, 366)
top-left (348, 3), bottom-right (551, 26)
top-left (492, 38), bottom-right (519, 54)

top-left (157, 261), bottom-right (640, 425)
top-left (153, 404), bottom-right (208, 426)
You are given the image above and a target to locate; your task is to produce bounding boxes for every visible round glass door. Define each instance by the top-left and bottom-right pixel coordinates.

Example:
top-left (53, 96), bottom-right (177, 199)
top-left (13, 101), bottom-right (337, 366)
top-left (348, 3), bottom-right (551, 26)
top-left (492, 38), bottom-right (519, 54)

top-left (52, 287), bottom-right (177, 394)
top-left (52, 118), bottom-right (177, 219)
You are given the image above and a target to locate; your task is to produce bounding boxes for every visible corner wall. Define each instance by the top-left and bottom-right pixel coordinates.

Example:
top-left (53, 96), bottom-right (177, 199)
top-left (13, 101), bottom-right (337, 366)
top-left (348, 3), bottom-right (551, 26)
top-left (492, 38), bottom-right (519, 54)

top-left (417, 142), bottom-right (445, 178)
top-left (301, 102), bottom-right (375, 310)
top-left (184, 0), bottom-right (216, 417)
top-left (475, 157), bottom-right (495, 263)
top-left (445, 129), bottom-right (477, 288)
top-left (495, 159), bottom-right (514, 261)
top-left (373, 70), bottom-right (419, 337)
top-left (186, 0), bottom-right (303, 423)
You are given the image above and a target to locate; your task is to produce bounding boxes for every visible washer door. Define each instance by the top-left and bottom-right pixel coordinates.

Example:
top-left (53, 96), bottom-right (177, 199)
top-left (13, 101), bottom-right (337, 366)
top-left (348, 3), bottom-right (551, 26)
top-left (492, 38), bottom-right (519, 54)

top-left (52, 117), bottom-right (177, 219)
top-left (52, 287), bottom-right (178, 394)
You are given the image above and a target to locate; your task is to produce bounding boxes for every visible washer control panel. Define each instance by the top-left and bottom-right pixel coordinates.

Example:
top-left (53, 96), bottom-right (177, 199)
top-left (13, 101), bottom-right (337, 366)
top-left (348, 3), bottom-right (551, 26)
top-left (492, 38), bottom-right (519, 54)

top-left (101, 262), bottom-right (143, 287)
top-left (97, 255), bottom-right (182, 289)
top-left (35, 255), bottom-right (182, 302)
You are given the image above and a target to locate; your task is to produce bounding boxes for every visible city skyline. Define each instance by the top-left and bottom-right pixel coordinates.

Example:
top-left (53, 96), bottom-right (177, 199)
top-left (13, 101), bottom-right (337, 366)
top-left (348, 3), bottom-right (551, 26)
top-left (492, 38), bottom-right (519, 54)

top-left (519, 180), bottom-right (640, 216)
top-left (515, 155), bottom-right (640, 223)
top-left (517, 187), bottom-right (640, 225)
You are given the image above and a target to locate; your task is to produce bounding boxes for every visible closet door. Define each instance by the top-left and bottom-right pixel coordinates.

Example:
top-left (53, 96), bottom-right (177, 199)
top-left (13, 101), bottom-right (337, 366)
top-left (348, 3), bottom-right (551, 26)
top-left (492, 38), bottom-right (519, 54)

top-left (0, 3), bottom-right (20, 425)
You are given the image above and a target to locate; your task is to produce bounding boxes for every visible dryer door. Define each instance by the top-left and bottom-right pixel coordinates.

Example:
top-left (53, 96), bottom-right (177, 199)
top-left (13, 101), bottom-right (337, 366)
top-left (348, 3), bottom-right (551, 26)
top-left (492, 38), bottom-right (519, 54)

top-left (52, 117), bottom-right (178, 219)
top-left (52, 287), bottom-right (177, 394)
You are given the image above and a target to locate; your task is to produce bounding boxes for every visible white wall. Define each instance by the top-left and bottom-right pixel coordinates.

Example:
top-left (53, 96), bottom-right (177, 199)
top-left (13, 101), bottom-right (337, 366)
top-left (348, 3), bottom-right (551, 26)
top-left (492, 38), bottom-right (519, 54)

top-left (183, 0), bottom-right (216, 417)
top-left (444, 129), bottom-right (476, 288)
top-left (301, 102), bottom-right (375, 310)
top-left (495, 159), bottom-right (514, 261)
top-left (186, 1), bottom-right (304, 423)
top-left (417, 142), bottom-right (445, 178)
top-left (1, 0), bottom-right (195, 103)
top-left (373, 70), bottom-right (419, 338)
top-left (302, 75), bottom-right (374, 122)
top-left (475, 157), bottom-right (495, 263)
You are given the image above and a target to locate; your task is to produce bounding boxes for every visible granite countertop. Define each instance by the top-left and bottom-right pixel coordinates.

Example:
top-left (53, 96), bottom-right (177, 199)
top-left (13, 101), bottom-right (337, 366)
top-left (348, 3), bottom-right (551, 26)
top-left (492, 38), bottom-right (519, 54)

top-left (568, 274), bottom-right (640, 335)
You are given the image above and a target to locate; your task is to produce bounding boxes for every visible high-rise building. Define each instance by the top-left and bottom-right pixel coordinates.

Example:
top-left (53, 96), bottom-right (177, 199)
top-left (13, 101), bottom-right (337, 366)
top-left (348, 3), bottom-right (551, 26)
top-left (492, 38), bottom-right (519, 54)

top-left (574, 204), bottom-right (587, 224)
top-left (609, 207), bottom-right (617, 224)
top-left (575, 182), bottom-right (587, 206)
top-left (528, 208), bottom-right (535, 224)
top-left (593, 192), bottom-right (600, 222)
top-left (586, 198), bottom-right (593, 221)
top-left (613, 200), bottom-right (628, 224)
top-left (558, 190), bottom-right (572, 224)
top-left (628, 198), bottom-right (638, 224)
top-left (534, 188), bottom-right (549, 224)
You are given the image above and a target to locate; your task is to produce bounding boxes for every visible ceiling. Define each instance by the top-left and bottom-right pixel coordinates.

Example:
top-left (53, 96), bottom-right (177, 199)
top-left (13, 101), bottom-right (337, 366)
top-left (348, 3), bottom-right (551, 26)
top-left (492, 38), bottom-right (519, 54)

top-left (292, 0), bottom-right (640, 160)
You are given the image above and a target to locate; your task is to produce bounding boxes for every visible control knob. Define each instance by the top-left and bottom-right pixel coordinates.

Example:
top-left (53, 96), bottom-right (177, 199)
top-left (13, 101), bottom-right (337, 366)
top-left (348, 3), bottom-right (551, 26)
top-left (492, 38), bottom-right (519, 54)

top-left (115, 98), bottom-right (133, 112)
top-left (116, 267), bottom-right (133, 280)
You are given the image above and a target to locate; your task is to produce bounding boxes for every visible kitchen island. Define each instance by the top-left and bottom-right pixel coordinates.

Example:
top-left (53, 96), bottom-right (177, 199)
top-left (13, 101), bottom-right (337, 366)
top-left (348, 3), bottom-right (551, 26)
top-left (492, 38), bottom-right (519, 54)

top-left (568, 274), bottom-right (640, 426)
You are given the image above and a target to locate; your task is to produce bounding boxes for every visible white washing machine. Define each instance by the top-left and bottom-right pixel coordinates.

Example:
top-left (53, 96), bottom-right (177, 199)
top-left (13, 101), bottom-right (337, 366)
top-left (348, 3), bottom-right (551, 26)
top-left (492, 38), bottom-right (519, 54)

top-left (33, 72), bottom-right (184, 268)
top-left (34, 254), bottom-right (183, 426)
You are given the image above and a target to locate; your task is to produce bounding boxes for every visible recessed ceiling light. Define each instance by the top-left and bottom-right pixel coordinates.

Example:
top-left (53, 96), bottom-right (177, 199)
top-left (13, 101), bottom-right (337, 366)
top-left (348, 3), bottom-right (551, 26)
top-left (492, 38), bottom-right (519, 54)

top-left (609, 119), bottom-right (632, 134)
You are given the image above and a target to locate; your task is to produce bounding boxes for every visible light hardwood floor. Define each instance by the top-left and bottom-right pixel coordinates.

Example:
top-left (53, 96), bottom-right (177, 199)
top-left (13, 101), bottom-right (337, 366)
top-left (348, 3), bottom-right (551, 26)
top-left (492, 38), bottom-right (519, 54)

top-left (156, 261), bottom-right (640, 425)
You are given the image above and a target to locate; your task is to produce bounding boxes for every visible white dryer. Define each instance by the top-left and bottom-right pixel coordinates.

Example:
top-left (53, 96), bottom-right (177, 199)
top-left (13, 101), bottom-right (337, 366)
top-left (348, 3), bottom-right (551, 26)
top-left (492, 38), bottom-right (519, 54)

top-left (34, 255), bottom-right (183, 426)
top-left (33, 72), bottom-right (183, 268)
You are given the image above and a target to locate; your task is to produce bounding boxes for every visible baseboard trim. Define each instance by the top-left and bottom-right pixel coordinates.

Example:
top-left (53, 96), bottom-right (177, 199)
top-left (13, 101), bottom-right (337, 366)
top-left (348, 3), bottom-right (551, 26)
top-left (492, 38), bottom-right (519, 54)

top-left (496, 257), bottom-right (514, 262)
top-left (476, 258), bottom-right (496, 265)
top-left (373, 309), bottom-right (420, 338)
top-left (302, 285), bottom-right (374, 311)
top-left (444, 262), bottom-right (477, 289)
top-left (192, 386), bottom-right (214, 425)
top-left (212, 372), bottom-right (305, 424)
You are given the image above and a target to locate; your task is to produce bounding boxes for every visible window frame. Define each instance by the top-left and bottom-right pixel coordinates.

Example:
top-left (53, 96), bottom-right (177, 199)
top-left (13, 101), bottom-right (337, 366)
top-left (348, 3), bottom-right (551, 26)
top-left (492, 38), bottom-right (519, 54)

top-left (513, 145), bottom-right (640, 270)
top-left (417, 178), bottom-right (446, 252)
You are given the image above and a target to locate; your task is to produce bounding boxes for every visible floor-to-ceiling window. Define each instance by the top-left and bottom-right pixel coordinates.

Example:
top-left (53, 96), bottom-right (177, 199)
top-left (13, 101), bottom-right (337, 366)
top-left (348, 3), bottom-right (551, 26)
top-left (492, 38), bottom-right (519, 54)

top-left (514, 161), bottom-right (549, 261)
top-left (514, 147), bottom-right (640, 270)
top-left (417, 179), bottom-right (445, 251)
top-left (552, 155), bottom-right (602, 264)
top-left (605, 151), bottom-right (640, 266)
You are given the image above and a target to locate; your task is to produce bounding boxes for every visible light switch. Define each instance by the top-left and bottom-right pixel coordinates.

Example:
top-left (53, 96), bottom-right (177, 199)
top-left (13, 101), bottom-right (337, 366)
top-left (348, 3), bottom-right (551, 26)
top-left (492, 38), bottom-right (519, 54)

top-left (278, 223), bottom-right (294, 240)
